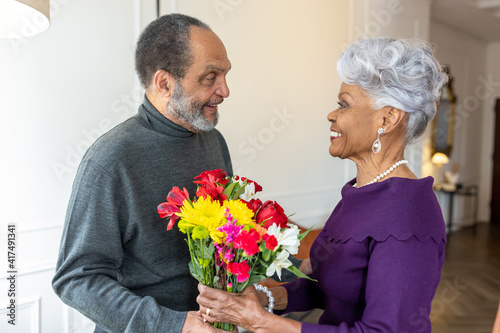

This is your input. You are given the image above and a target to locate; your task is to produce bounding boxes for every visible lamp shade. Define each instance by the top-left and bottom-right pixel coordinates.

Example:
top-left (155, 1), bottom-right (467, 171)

top-left (431, 152), bottom-right (449, 166)
top-left (0, 0), bottom-right (50, 39)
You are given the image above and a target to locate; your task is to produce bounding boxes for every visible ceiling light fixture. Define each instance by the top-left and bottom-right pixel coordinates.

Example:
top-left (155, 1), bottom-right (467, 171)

top-left (0, 0), bottom-right (50, 39)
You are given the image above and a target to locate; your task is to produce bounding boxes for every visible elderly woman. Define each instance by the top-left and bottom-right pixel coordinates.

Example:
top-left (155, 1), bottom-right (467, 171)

top-left (197, 37), bottom-right (448, 332)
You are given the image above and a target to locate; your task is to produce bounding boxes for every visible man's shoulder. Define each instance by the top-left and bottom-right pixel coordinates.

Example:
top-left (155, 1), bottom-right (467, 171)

top-left (83, 115), bottom-right (147, 162)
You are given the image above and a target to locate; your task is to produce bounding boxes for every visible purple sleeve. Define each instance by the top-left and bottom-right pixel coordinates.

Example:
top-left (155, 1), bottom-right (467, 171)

top-left (281, 277), bottom-right (325, 314)
top-left (301, 236), bottom-right (444, 333)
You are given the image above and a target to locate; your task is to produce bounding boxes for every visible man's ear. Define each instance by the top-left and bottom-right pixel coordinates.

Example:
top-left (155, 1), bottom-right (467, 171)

top-left (382, 107), bottom-right (407, 134)
top-left (152, 69), bottom-right (175, 98)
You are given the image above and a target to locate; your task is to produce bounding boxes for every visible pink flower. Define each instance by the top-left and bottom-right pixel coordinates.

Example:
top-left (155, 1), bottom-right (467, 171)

top-left (227, 260), bottom-right (251, 282)
top-left (218, 212), bottom-right (244, 244)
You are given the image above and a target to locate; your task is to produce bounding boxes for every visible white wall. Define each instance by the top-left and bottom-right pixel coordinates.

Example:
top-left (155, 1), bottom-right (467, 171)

top-left (161, 0), bottom-right (352, 229)
top-left (160, 0), bottom-right (433, 230)
top-left (427, 21), bottom-right (489, 228)
top-left (0, 1), bottom-right (147, 332)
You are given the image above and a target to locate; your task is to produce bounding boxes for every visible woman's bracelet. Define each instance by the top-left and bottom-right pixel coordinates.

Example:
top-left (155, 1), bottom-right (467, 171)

top-left (254, 283), bottom-right (274, 314)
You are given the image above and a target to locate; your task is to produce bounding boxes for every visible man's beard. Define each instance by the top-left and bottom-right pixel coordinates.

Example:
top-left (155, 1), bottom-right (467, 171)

top-left (168, 84), bottom-right (219, 132)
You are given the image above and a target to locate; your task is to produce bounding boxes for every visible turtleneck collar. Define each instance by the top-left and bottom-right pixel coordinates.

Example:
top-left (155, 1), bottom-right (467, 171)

top-left (138, 95), bottom-right (195, 138)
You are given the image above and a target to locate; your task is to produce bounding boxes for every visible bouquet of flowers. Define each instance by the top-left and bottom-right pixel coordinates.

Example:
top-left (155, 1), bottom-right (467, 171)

top-left (157, 169), bottom-right (312, 331)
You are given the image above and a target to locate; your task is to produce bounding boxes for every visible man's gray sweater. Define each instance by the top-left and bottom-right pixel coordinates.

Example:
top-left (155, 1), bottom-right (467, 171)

top-left (52, 96), bottom-right (233, 332)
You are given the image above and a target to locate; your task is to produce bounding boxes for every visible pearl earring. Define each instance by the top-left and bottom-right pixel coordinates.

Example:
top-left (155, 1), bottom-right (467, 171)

top-left (372, 128), bottom-right (385, 153)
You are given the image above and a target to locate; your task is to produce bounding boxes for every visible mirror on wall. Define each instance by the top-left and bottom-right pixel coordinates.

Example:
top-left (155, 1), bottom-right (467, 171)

top-left (431, 66), bottom-right (456, 157)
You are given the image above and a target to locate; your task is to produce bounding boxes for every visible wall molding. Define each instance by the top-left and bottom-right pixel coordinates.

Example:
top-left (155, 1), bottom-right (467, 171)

top-left (0, 260), bottom-right (56, 280)
top-left (0, 296), bottom-right (41, 333)
top-left (64, 305), bottom-right (95, 333)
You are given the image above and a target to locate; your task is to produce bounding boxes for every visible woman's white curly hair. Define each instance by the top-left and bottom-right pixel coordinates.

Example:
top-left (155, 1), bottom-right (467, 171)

top-left (337, 37), bottom-right (448, 143)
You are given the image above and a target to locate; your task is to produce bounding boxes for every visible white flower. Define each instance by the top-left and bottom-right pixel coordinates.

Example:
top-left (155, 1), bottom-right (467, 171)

top-left (267, 223), bottom-right (300, 255)
top-left (266, 250), bottom-right (292, 279)
top-left (237, 180), bottom-right (259, 201)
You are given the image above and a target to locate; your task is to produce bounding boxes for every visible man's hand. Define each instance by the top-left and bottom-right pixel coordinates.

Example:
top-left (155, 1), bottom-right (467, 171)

top-left (181, 311), bottom-right (238, 333)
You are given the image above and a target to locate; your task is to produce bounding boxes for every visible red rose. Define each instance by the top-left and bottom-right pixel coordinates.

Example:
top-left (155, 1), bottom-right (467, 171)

top-left (227, 260), bottom-right (250, 283)
top-left (256, 200), bottom-right (288, 229)
top-left (194, 169), bottom-right (229, 186)
top-left (245, 198), bottom-right (263, 213)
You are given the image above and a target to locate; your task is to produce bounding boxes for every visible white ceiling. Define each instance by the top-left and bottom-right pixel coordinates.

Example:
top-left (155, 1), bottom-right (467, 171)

top-left (431, 0), bottom-right (500, 43)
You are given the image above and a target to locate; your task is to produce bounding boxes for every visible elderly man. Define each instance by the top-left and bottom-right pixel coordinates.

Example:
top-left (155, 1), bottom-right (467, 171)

top-left (53, 14), bottom-right (232, 333)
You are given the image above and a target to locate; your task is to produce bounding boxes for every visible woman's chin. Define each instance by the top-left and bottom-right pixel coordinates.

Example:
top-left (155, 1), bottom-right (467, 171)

top-left (329, 146), bottom-right (344, 159)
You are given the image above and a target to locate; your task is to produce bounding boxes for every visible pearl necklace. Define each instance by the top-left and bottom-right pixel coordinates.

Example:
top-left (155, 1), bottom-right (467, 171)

top-left (354, 160), bottom-right (408, 188)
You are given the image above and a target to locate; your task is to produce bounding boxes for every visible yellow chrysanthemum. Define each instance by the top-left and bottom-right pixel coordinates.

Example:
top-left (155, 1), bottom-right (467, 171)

top-left (177, 196), bottom-right (226, 243)
top-left (222, 200), bottom-right (256, 228)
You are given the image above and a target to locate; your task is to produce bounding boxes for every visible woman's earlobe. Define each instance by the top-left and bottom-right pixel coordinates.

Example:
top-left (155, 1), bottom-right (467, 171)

top-left (383, 107), bottom-right (406, 132)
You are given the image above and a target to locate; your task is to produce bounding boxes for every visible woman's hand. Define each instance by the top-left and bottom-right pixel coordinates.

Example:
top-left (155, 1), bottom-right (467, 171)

top-left (197, 283), bottom-right (269, 331)
top-left (197, 283), bottom-right (301, 333)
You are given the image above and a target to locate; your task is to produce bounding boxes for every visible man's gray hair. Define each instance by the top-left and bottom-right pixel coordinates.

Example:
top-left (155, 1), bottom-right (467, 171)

top-left (337, 37), bottom-right (448, 143)
top-left (135, 13), bottom-right (211, 88)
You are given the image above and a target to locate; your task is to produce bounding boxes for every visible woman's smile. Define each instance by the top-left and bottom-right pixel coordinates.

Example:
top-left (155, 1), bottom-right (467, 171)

top-left (330, 130), bottom-right (343, 140)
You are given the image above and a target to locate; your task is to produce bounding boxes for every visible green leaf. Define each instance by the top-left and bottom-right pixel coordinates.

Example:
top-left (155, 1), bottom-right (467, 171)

top-left (261, 248), bottom-right (271, 262)
top-left (297, 226), bottom-right (315, 241)
top-left (238, 274), bottom-right (265, 292)
top-left (188, 261), bottom-right (203, 282)
top-left (231, 185), bottom-right (246, 200)
top-left (259, 261), bottom-right (270, 268)
top-left (223, 182), bottom-right (238, 197)
top-left (203, 242), bottom-right (215, 260)
top-left (253, 266), bottom-right (267, 275)
top-left (285, 265), bottom-right (317, 281)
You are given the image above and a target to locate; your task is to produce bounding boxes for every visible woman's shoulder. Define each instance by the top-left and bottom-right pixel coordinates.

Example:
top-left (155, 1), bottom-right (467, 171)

top-left (322, 176), bottom-right (447, 245)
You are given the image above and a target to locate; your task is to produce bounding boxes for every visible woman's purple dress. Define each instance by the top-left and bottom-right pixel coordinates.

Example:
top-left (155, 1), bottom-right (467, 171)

top-left (283, 177), bottom-right (447, 332)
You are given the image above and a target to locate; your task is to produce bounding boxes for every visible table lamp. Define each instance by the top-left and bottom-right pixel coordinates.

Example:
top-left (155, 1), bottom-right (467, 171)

top-left (431, 152), bottom-right (449, 167)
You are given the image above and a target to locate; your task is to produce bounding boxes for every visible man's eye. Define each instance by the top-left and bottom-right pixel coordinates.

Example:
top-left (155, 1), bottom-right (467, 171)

top-left (337, 101), bottom-right (346, 109)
